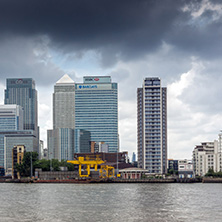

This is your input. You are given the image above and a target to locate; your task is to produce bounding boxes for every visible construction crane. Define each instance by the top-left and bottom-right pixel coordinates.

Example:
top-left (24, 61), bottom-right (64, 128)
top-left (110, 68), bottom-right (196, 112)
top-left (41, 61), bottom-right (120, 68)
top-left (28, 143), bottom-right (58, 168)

top-left (67, 156), bottom-right (114, 179)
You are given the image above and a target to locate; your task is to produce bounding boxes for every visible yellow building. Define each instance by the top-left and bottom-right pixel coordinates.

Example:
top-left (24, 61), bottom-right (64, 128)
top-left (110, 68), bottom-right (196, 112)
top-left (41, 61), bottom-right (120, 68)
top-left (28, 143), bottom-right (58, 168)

top-left (12, 145), bottom-right (26, 179)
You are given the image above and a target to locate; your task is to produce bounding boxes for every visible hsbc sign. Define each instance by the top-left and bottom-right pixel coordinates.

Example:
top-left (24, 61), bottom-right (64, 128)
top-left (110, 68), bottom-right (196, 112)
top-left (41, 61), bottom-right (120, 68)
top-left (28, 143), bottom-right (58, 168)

top-left (84, 78), bottom-right (100, 82)
top-left (83, 76), bottom-right (111, 84)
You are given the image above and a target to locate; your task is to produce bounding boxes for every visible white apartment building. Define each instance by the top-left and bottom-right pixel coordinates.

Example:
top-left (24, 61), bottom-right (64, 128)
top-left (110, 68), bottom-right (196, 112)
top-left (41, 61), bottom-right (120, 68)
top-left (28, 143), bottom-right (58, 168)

top-left (193, 141), bottom-right (218, 176)
top-left (137, 77), bottom-right (167, 174)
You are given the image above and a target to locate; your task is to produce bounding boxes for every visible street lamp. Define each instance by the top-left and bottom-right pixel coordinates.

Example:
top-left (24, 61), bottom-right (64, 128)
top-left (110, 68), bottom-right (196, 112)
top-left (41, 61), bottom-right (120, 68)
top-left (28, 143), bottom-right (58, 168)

top-left (30, 152), bottom-right (33, 178)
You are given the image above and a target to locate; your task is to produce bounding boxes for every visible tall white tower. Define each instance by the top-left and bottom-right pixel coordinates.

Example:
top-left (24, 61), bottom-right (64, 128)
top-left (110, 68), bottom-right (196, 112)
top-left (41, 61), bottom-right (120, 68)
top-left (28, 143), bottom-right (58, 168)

top-left (53, 74), bottom-right (75, 129)
top-left (137, 77), bottom-right (167, 174)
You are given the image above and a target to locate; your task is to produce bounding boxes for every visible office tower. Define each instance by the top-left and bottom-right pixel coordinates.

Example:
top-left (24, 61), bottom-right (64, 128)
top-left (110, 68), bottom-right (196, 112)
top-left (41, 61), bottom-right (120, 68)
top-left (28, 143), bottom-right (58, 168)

top-left (48, 127), bottom-right (90, 161)
top-left (0, 105), bottom-right (23, 131)
top-left (137, 77), bottom-right (167, 174)
top-left (52, 128), bottom-right (75, 161)
top-left (3, 130), bottom-right (38, 174)
top-left (74, 129), bottom-right (91, 153)
top-left (48, 74), bottom-right (76, 161)
top-left (75, 76), bottom-right (118, 153)
top-left (0, 105), bottom-right (23, 167)
top-left (3, 79), bottom-right (39, 171)
top-left (5, 78), bottom-right (38, 132)
top-left (47, 129), bottom-right (55, 160)
top-left (39, 140), bottom-right (44, 160)
top-left (53, 74), bottom-right (75, 129)
top-left (132, 152), bottom-right (136, 163)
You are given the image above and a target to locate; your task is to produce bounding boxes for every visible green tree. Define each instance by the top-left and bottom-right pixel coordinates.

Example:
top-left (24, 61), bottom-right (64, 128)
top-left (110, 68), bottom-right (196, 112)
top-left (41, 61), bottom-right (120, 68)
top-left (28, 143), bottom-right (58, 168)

top-left (36, 159), bottom-right (50, 171)
top-left (60, 159), bottom-right (75, 171)
top-left (168, 169), bottom-right (174, 175)
top-left (205, 168), bottom-right (215, 177)
top-left (15, 152), bottom-right (39, 177)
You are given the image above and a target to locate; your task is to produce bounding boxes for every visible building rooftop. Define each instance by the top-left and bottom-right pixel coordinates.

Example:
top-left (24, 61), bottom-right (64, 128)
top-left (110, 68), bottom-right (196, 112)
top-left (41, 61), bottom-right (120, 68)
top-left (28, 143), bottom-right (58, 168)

top-left (56, 74), bottom-right (74, 84)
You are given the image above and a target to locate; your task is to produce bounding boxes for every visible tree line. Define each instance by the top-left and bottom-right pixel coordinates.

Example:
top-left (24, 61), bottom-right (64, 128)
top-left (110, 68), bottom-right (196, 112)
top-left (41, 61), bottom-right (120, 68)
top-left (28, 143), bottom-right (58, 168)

top-left (205, 168), bottom-right (222, 178)
top-left (15, 152), bottom-right (75, 177)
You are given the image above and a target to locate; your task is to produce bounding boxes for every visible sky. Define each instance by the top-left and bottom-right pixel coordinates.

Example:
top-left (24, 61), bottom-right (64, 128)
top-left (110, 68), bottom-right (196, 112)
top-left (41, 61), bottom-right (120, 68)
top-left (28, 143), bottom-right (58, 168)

top-left (0, 0), bottom-right (222, 160)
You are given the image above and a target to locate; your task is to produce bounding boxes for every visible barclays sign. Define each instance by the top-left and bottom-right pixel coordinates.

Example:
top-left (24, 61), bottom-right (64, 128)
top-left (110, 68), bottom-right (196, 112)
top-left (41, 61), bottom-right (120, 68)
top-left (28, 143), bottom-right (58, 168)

top-left (78, 85), bottom-right (98, 89)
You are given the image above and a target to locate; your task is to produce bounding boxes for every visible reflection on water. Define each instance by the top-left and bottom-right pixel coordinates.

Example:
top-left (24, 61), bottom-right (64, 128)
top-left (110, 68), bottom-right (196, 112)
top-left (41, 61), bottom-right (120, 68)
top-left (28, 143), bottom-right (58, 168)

top-left (0, 183), bottom-right (222, 221)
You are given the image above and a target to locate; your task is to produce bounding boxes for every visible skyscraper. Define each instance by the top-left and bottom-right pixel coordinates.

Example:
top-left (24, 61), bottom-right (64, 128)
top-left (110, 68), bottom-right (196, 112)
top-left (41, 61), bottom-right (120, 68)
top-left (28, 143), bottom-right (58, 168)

top-left (48, 74), bottom-right (76, 161)
top-left (137, 77), bottom-right (167, 174)
top-left (0, 105), bottom-right (23, 131)
top-left (0, 105), bottom-right (23, 167)
top-left (48, 75), bottom-right (118, 160)
top-left (5, 78), bottom-right (38, 133)
top-left (53, 74), bottom-right (75, 129)
top-left (75, 76), bottom-right (118, 152)
top-left (4, 78), bottom-right (39, 164)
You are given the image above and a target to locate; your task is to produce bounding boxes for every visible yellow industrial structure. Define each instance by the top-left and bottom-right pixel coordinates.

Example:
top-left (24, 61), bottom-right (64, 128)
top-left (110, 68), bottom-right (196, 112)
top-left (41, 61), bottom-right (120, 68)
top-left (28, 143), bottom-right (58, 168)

top-left (67, 156), bottom-right (115, 179)
top-left (12, 145), bottom-right (26, 179)
top-left (100, 165), bottom-right (115, 179)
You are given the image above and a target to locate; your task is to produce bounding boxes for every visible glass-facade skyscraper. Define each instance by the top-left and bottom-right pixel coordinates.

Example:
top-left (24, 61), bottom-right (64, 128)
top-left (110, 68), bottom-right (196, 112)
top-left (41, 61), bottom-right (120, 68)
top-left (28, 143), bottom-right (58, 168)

top-left (48, 75), bottom-right (118, 161)
top-left (75, 76), bottom-right (118, 152)
top-left (137, 77), bottom-right (167, 174)
top-left (0, 105), bottom-right (23, 132)
top-left (5, 78), bottom-right (38, 132)
top-left (0, 105), bottom-right (24, 167)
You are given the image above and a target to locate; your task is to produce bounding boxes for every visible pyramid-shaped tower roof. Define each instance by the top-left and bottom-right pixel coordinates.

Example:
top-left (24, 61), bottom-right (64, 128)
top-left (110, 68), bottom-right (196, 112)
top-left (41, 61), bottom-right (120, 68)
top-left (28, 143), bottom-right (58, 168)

top-left (56, 74), bottom-right (75, 84)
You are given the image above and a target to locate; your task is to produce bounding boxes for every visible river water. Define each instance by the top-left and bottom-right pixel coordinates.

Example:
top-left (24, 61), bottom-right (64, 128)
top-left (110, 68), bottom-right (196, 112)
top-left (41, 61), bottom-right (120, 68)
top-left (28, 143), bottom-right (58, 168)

top-left (0, 183), bottom-right (222, 221)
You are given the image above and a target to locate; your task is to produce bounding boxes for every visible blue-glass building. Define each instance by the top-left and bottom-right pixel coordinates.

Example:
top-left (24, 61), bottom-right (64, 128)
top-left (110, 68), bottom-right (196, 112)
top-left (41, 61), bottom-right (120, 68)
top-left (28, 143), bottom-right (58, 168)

top-left (75, 76), bottom-right (118, 152)
top-left (0, 105), bottom-right (23, 132)
top-left (3, 131), bottom-right (38, 172)
top-left (74, 129), bottom-right (91, 153)
top-left (4, 78), bottom-right (39, 158)
top-left (5, 78), bottom-right (38, 133)
top-left (0, 105), bottom-right (23, 167)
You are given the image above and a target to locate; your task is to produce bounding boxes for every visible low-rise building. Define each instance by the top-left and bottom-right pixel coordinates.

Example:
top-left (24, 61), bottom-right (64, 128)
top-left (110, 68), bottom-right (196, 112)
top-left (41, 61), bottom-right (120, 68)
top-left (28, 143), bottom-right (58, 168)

top-left (167, 159), bottom-right (178, 173)
top-left (74, 152), bottom-right (129, 164)
top-left (91, 142), bottom-right (109, 153)
top-left (193, 141), bottom-right (217, 176)
top-left (119, 168), bottom-right (148, 179)
top-left (178, 159), bottom-right (193, 179)
top-left (12, 145), bottom-right (26, 179)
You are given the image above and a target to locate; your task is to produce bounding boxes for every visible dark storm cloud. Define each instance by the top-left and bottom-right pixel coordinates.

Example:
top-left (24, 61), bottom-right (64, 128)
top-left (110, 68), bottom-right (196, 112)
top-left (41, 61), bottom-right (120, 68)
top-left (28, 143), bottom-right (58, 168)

top-left (0, 0), bottom-right (221, 67)
top-left (0, 0), bottom-right (187, 66)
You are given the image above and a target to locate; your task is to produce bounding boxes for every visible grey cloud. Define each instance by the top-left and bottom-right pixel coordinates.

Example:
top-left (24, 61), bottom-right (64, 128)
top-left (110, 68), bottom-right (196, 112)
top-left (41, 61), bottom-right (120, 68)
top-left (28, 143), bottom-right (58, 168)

top-left (0, 36), bottom-right (65, 86)
top-left (0, 0), bottom-right (187, 66)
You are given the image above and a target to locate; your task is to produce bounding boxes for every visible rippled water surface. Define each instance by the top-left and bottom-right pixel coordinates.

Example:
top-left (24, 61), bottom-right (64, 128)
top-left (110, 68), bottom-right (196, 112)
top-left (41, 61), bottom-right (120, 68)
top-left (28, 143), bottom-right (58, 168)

top-left (0, 183), bottom-right (222, 221)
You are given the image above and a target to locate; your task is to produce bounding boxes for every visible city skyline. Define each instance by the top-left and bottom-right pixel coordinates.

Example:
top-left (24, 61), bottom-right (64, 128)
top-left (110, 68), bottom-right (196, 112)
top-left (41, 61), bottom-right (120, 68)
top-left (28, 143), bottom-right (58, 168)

top-left (0, 0), bottom-right (222, 160)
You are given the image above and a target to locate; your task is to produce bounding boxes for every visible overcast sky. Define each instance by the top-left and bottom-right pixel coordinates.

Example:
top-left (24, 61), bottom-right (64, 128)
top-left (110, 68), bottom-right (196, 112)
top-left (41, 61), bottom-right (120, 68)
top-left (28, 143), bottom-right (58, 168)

top-left (0, 0), bottom-right (222, 160)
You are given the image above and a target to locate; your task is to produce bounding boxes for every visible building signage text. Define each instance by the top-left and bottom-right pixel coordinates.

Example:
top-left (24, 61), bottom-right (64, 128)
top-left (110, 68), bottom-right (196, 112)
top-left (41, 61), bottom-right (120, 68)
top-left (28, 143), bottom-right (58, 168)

top-left (78, 85), bottom-right (98, 89)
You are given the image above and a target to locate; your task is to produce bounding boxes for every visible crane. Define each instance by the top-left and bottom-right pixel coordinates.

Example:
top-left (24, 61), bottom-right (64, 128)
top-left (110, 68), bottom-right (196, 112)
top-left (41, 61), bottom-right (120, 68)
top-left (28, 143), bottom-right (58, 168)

top-left (67, 156), bottom-right (114, 179)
